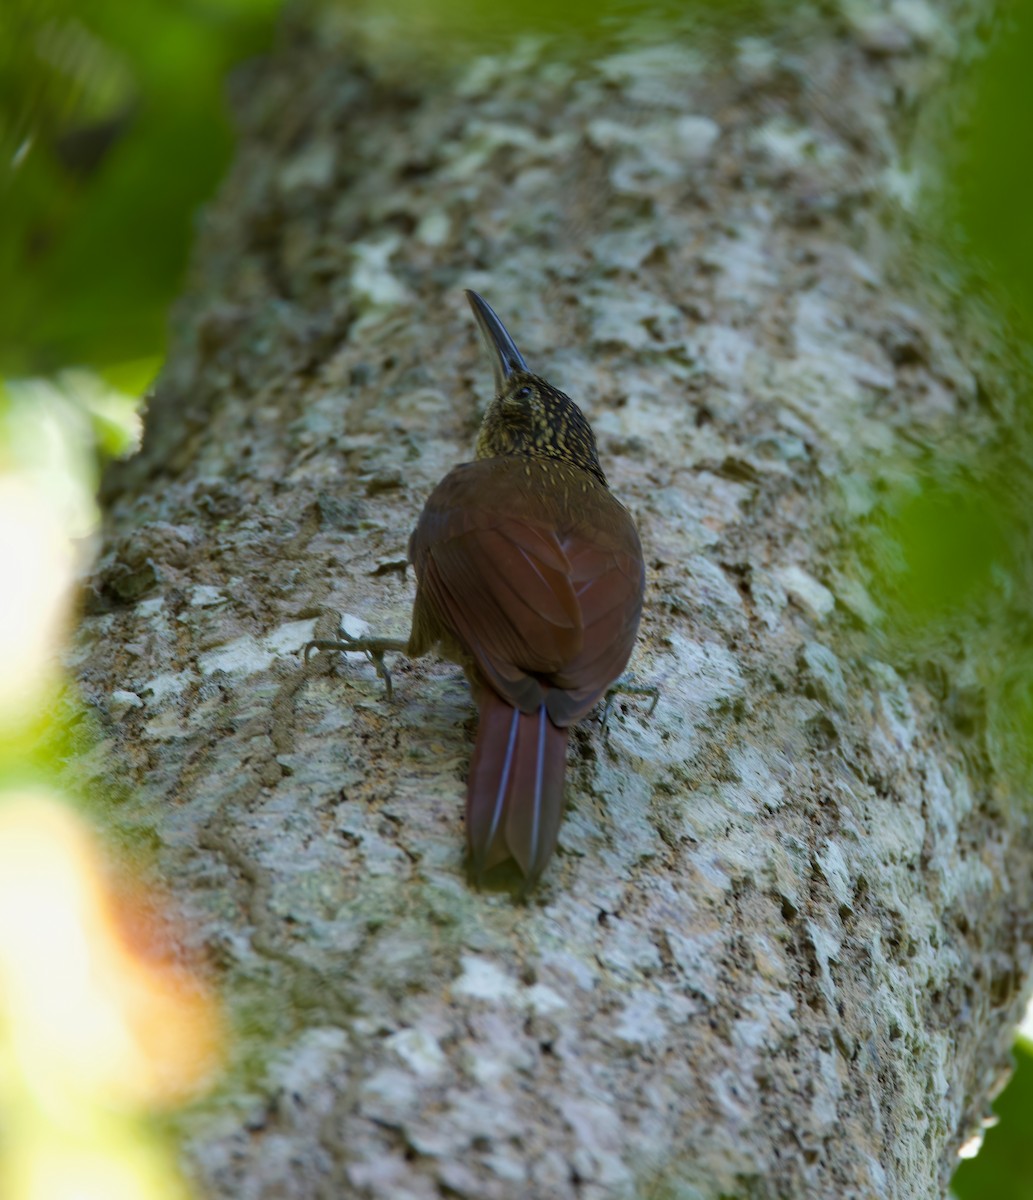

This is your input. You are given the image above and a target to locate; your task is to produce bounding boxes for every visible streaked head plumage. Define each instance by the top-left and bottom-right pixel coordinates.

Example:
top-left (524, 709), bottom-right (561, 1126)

top-left (466, 291), bottom-right (606, 485)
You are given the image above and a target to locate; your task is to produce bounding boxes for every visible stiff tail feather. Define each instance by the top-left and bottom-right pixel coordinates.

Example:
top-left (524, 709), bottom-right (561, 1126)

top-left (466, 690), bottom-right (569, 884)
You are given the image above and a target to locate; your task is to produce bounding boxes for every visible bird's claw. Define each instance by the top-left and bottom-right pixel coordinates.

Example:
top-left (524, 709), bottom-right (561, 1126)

top-left (600, 679), bottom-right (660, 735)
top-left (303, 629), bottom-right (408, 700)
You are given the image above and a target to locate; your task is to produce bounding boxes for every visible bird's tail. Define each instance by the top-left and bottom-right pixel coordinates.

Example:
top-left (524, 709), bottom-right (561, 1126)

top-left (466, 690), bottom-right (569, 886)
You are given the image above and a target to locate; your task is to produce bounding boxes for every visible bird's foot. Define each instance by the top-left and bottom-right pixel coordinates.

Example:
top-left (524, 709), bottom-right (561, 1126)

top-left (303, 628), bottom-right (409, 700)
top-left (600, 676), bottom-right (660, 734)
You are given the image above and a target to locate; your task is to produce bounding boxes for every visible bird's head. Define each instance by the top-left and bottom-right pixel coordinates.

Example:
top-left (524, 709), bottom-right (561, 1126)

top-left (466, 290), bottom-right (607, 486)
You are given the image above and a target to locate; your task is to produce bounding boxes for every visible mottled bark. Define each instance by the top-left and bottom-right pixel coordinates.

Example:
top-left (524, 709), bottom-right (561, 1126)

top-left (75, 4), bottom-right (1032, 1198)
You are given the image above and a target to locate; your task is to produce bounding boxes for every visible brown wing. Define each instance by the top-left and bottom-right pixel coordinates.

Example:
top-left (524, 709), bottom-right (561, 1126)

top-left (410, 460), bottom-right (583, 712)
top-left (410, 458), bottom-right (643, 721)
top-left (546, 511), bottom-right (644, 724)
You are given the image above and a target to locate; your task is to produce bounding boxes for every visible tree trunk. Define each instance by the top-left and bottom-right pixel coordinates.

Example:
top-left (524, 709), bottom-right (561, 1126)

top-left (76, 5), bottom-right (1032, 1198)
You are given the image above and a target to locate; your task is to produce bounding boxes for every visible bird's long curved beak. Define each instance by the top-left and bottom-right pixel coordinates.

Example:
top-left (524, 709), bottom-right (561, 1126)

top-left (465, 290), bottom-right (528, 392)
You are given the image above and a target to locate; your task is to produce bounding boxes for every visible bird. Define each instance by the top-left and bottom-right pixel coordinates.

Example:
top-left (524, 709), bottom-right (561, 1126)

top-left (308, 291), bottom-right (646, 888)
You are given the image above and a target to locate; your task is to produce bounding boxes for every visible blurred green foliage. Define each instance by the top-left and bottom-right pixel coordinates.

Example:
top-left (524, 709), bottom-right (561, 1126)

top-left (954, 1039), bottom-right (1033, 1200)
top-left (0, 0), bottom-right (280, 377)
top-left (861, 472), bottom-right (1011, 619)
top-left (950, 4), bottom-right (1033, 332)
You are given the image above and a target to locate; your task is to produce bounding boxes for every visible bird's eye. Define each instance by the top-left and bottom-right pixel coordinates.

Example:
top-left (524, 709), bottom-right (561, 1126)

top-left (514, 385), bottom-right (532, 400)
